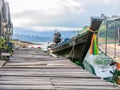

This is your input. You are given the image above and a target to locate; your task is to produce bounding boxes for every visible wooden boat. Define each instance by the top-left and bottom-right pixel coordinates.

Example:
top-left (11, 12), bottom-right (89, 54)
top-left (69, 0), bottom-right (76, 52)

top-left (48, 17), bottom-right (103, 62)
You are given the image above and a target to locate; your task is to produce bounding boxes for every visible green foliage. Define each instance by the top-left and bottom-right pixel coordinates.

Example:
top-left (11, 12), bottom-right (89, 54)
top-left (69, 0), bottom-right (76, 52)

top-left (100, 13), bottom-right (108, 20)
top-left (98, 14), bottom-right (120, 43)
top-left (83, 25), bottom-right (89, 30)
top-left (79, 26), bottom-right (89, 34)
top-left (0, 37), bottom-right (9, 51)
top-left (99, 24), bottom-right (106, 32)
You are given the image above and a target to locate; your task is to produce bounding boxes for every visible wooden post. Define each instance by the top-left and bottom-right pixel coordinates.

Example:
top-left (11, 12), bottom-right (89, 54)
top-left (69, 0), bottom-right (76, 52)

top-left (0, 0), bottom-right (2, 58)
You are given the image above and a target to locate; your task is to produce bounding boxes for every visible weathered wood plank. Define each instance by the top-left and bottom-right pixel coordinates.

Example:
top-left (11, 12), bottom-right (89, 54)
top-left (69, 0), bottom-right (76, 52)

top-left (0, 61), bottom-right (6, 68)
top-left (54, 86), bottom-right (120, 90)
top-left (0, 48), bottom-right (119, 90)
top-left (0, 85), bottom-right (55, 90)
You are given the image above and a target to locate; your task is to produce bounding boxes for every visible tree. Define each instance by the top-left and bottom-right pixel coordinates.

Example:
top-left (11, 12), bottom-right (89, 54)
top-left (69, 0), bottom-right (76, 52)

top-left (100, 13), bottom-right (107, 20)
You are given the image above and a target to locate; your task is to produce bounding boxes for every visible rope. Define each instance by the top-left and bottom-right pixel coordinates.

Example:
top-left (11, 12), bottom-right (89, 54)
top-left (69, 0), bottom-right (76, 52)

top-left (89, 29), bottom-right (98, 33)
top-left (66, 29), bottom-right (99, 58)
top-left (66, 37), bottom-right (76, 59)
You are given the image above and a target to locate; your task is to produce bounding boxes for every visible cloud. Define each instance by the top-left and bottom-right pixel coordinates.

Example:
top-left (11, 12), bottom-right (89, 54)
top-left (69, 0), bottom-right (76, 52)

top-left (9, 0), bottom-right (85, 15)
top-left (32, 26), bottom-right (82, 31)
top-left (82, 0), bottom-right (112, 4)
top-left (16, 26), bottom-right (82, 32)
top-left (7, 0), bottom-right (120, 31)
top-left (59, 0), bottom-right (85, 14)
top-left (103, 0), bottom-right (111, 4)
top-left (8, 0), bottom-right (85, 31)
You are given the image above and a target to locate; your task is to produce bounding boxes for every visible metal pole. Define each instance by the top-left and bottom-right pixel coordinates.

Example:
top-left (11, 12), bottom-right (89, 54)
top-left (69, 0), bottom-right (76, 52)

top-left (0, 0), bottom-right (2, 59)
top-left (118, 28), bottom-right (120, 46)
top-left (0, 0), bottom-right (2, 35)
top-left (114, 20), bottom-right (116, 58)
top-left (105, 20), bottom-right (108, 55)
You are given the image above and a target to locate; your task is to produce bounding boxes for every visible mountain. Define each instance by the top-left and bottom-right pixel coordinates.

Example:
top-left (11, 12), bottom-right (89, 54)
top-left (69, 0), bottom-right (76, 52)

top-left (12, 28), bottom-right (76, 43)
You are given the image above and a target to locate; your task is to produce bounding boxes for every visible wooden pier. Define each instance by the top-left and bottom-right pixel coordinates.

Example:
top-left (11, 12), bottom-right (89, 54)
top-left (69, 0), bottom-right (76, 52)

top-left (0, 48), bottom-right (120, 90)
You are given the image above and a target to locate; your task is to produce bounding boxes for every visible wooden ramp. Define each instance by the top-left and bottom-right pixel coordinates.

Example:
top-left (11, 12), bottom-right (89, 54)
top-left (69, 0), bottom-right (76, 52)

top-left (0, 48), bottom-right (119, 90)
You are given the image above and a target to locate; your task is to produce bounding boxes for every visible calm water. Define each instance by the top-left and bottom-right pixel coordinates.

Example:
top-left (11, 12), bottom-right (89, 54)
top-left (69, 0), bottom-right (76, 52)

top-left (84, 50), bottom-right (115, 79)
top-left (13, 30), bottom-right (76, 42)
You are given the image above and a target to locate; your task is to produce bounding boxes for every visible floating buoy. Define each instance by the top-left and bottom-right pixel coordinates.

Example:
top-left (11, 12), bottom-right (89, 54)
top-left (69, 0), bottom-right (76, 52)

top-left (38, 46), bottom-right (41, 49)
top-left (31, 46), bottom-right (34, 48)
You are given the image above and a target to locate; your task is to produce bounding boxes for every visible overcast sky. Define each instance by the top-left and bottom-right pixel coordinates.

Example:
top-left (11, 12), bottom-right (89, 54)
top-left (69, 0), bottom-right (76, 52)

top-left (7, 0), bottom-right (120, 31)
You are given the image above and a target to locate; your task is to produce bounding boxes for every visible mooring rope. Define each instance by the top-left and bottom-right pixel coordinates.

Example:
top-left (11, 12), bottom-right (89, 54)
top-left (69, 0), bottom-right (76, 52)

top-left (66, 37), bottom-right (76, 59)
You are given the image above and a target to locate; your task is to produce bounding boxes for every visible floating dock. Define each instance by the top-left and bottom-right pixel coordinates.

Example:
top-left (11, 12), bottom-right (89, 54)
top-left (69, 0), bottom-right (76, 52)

top-left (0, 48), bottom-right (120, 90)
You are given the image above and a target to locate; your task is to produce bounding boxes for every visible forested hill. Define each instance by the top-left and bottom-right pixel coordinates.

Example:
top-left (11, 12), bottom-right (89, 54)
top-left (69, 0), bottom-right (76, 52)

top-left (13, 28), bottom-right (76, 42)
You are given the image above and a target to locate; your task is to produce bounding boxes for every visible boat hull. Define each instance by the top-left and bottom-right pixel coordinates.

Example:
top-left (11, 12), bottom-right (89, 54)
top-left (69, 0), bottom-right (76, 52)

top-left (49, 17), bottom-right (103, 62)
top-left (49, 31), bottom-right (93, 61)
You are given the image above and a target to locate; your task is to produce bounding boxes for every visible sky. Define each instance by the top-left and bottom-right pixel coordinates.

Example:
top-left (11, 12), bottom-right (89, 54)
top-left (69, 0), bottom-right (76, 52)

top-left (7, 0), bottom-right (120, 31)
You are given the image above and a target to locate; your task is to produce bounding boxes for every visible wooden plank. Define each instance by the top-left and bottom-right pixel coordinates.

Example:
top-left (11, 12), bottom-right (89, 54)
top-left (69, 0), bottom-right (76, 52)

top-left (0, 85), bottom-right (55, 90)
top-left (0, 48), bottom-right (119, 90)
top-left (0, 61), bottom-right (6, 68)
top-left (1, 52), bottom-right (10, 56)
top-left (54, 86), bottom-right (120, 90)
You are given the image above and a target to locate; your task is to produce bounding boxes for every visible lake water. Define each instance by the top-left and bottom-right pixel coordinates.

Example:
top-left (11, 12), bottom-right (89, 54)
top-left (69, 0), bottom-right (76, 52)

top-left (13, 30), bottom-right (76, 42)
top-left (83, 50), bottom-right (116, 81)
